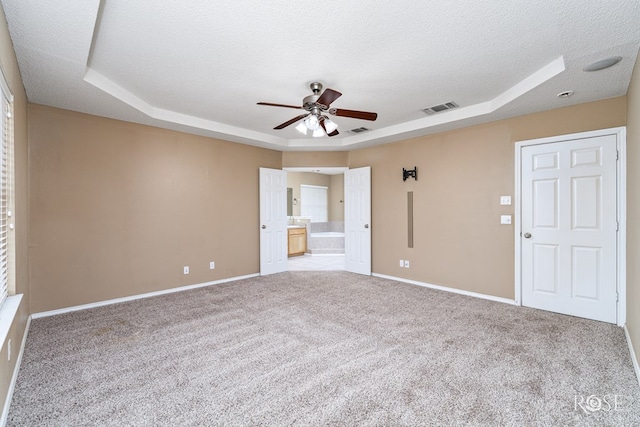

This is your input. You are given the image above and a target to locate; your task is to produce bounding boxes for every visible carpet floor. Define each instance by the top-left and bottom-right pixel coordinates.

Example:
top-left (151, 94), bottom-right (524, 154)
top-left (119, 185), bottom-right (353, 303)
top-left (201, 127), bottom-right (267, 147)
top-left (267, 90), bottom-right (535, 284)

top-left (7, 272), bottom-right (640, 426)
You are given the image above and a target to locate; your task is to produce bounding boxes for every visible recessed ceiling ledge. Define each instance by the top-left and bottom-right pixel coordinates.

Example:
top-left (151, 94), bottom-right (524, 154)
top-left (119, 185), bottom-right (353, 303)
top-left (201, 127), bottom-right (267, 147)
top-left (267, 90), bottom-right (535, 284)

top-left (83, 67), bottom-right (289, 148)
top-left (84, 56), bottom-right (564, 150)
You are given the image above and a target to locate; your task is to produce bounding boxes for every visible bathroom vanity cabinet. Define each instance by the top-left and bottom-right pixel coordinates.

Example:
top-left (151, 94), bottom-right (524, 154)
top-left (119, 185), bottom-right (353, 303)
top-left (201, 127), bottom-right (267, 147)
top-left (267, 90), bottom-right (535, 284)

top-left (287, 227), bottom-right (307, 257)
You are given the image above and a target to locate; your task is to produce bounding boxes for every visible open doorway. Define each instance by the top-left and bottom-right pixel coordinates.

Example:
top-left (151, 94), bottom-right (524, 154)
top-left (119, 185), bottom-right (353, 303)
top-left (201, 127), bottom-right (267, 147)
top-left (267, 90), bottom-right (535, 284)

top-left (284, 167), bottom-right (346, 271)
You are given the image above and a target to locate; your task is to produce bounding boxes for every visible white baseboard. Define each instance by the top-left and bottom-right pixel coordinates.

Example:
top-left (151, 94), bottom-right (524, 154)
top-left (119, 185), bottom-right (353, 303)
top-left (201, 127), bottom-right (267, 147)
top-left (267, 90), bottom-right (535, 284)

top-left (1, 315), bottom-right (30, 427)
top-left (623, 324), bottom-right (640, 388)
top-left (372, 273), bottom-right (516, 306)
top-left (31, 273), bottom-right (260, 319)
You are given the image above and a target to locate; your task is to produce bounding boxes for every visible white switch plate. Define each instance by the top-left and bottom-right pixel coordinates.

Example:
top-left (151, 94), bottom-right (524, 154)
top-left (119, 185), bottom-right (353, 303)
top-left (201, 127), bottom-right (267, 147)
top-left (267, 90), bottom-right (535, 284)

top-left (404, 260), bottom-right (410, 268)
top-left (209, 261), bottom-right (215, 270)
top-left (183, 266), bottom-right (189, 274)
top-left (500, 215), bottom-right (512, 225)
top-left (500, 196), bottom-right (512, 206)
top-left (399, 259), bottom-right (404, 267)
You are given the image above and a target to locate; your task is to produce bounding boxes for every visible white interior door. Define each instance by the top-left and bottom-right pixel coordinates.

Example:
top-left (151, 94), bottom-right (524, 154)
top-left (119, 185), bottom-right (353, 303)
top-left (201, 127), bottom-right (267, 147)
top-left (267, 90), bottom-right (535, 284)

top-left (344, 167), bottom-right (371, 275)
top-left (259, 167), bottom-right (287, 275)
top-left (520, 134), bottom-right (618, 323)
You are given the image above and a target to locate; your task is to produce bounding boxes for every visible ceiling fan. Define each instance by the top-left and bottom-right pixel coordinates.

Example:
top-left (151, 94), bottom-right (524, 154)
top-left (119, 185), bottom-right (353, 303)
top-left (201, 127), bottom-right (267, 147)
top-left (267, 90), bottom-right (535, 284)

top-left (257, 82), bottom-right (378, 137)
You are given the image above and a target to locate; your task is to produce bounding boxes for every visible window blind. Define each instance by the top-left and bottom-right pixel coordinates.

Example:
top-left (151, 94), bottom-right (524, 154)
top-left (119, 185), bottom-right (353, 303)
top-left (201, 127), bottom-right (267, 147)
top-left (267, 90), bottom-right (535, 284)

top-left (300, 185), bottom-right (328, 222)
top-left (0, 88), bottom-right (10, 308)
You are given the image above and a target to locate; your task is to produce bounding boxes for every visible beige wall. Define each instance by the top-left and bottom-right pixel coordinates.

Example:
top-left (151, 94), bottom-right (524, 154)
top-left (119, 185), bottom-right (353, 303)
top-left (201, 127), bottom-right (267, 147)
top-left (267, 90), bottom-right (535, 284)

top-left (286, 172), bottom-right (344, 221)
top-left (282, 151), bottom-right (348, 168)
top-left (28, 104), bottom-right (281, 313)
top-left (329, 174), bottom-right (344, 222)
top-left (349, 97), bottom-right (626, 299)
top-left (29, 97), bottom-right (625, 311)
top-left (0, 1), bottom-right (29, 417)
top-left (626, 53), bottom-right (640, 374)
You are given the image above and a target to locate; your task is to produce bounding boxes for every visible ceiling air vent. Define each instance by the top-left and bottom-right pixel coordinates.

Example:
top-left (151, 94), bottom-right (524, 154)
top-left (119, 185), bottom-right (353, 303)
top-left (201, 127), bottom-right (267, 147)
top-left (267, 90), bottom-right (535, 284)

top-left (350, 127), bottom-right (370, 133)
top-left (422, 101), bottom-right (459, 115)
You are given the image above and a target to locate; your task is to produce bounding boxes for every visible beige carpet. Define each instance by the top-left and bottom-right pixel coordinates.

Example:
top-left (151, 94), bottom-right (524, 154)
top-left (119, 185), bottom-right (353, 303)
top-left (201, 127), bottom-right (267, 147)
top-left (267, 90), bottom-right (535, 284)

top-left (7, 272), bottom-right (640, 426)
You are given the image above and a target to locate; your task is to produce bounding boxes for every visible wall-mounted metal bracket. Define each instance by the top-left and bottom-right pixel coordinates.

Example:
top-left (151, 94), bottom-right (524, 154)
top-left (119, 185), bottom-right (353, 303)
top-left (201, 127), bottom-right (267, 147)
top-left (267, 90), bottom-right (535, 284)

top-left (403, 167), bottom-right (417, 181)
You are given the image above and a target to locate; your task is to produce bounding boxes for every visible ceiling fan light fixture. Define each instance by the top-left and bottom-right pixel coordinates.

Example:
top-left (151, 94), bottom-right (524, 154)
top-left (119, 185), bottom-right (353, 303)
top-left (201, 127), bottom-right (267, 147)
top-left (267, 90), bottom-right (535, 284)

top-left (295, 122), bottom-right (308, 135)
top-left (305, 115), bottom-right (320, 130)
top-left (312, 128), bottom-right (325, 138)
top-left (323, 118), bottom-right (338, 133)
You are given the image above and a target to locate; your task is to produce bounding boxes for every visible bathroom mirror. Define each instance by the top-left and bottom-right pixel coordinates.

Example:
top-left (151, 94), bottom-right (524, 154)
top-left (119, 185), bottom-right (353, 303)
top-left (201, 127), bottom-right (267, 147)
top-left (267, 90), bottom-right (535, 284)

top-left (287, 188), bottom-right (293, 216)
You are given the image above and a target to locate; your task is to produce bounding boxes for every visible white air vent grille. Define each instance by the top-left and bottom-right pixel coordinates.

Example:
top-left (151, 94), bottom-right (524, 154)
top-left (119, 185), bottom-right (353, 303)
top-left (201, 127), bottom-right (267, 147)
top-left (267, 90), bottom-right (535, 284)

top-left (350, 127), bottom-right (370, 133)
top-left (422, 101), bottom-right (459, 115)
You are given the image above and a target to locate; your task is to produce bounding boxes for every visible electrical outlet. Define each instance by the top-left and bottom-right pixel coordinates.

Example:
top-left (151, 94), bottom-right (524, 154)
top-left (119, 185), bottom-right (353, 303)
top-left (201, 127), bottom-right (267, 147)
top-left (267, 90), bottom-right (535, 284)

top-left (500, 215), bottom-right (512, 225)
top-left (399, 259), bottom-right (404, 267)
top-left (404, 260), bottom-right (410, 268)
top-left (209, 261), bottom-right (215, 270)
top-left (183, 266), bottom-right (189, 275)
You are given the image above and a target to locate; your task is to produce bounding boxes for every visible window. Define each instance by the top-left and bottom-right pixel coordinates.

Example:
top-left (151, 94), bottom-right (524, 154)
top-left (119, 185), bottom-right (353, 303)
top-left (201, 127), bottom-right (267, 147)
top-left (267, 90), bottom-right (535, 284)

top-left (300, 185), bottom-right (328, 222)
top-left (0, 71), bottom-right (12, 309)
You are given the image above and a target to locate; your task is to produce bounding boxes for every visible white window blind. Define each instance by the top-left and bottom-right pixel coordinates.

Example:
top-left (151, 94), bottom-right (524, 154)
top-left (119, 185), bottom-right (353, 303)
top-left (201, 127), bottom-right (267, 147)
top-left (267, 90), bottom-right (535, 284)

top-left (0, 82), bottom-right (11, 309)
top-left (300, 185), bottom-right (328, 222)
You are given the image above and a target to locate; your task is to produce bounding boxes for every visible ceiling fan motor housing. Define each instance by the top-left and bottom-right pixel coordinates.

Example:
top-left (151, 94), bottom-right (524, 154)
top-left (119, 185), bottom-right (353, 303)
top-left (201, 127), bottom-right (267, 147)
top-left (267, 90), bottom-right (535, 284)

top-left (303, 94), bottom-right (321, 111)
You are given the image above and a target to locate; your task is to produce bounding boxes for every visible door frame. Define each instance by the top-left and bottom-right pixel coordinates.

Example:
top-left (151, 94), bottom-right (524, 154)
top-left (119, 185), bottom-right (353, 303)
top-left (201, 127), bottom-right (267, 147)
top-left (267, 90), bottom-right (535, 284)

top-left (271, 166), bottom-right (372, 273)
top-left (514, 127), bottom-right (626, 326)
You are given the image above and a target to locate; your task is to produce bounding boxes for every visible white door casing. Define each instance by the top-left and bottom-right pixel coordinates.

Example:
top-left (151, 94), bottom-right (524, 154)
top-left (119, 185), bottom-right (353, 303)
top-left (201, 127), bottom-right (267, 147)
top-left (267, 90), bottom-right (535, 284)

top-left (344, 167), bottom-right (371, 275)
top-left (259, 167), bottom-right (288, 275)
top-left (516, 128), bottom-right (626, 325)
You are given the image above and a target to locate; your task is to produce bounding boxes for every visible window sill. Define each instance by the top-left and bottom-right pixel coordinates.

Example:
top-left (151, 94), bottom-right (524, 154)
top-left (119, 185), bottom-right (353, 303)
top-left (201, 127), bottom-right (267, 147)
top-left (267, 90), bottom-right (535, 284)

top-left (0, 294), bottom-right (22, 348)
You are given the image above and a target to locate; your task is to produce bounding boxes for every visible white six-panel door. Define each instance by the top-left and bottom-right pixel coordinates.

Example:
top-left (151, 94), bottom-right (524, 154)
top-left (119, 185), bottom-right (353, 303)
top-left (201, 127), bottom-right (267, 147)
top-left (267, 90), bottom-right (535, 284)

top-left (344, 167), bottom-right (371, 275)
top-left (520, 134), bottom-right (618, 323)
top-left (259, 168), bottom-right (288, 275)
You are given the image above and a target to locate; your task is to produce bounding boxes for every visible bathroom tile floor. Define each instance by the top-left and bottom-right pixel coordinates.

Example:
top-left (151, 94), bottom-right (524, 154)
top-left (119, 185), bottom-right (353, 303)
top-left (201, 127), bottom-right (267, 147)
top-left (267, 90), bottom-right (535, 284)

top-left (287, 254), bottom-right (345, 271)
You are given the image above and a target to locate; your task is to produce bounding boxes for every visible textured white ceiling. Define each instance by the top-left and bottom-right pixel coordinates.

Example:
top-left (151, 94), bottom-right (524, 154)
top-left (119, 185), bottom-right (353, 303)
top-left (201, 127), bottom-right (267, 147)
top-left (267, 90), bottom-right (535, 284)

top-left (2, 0), bottom-right (639, 151)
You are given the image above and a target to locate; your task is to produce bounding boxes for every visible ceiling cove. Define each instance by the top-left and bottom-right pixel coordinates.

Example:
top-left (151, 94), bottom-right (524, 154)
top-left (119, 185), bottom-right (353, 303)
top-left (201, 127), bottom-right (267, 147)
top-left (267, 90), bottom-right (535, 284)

top-left (84, 57), bottom-right (566, 149)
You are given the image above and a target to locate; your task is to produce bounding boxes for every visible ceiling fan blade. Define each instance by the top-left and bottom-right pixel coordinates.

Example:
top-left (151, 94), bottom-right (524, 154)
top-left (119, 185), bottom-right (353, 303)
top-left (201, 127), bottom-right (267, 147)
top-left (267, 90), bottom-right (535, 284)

top-left (330, 108), bottom-right (378, 121)
top-left (316, 88), bottom-right (342, 108)
top-left (257, 102), bottom-right (303, 110)
top-left (274, 114), bottom-right (309, 130)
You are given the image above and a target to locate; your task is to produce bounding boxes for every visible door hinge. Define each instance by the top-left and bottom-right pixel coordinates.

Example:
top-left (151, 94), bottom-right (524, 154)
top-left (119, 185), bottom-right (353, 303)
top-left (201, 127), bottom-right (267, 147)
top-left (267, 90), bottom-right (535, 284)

top-left (616, 150), bottom-right (619, 160)
top-left (616, 221), bottom-right (619, 231)
top-left (616, 292), bottom-right (619, 302)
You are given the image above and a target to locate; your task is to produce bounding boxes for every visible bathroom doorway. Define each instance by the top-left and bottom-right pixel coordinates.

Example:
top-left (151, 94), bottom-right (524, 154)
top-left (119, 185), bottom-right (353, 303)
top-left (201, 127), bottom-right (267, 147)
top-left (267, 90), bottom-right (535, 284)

top-left (284, 167), bottom-right (346, 271)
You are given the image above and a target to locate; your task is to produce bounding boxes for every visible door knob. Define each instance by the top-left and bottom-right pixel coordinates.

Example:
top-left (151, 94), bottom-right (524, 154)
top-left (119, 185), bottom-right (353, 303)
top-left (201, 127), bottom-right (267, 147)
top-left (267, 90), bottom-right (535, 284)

top-left (261, 225), bottom-right (266, 229)
top-left (364, 224), bottom-right (369, 229)
top-left (523, 232), bottom-right (532, 238)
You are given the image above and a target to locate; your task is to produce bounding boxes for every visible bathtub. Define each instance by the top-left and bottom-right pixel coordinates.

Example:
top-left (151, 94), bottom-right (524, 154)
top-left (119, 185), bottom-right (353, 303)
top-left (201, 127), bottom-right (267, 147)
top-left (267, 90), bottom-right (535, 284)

top-left (307, 231), bottom-right (345, 254)
top-left (310, 232), bottom-right (345, 238)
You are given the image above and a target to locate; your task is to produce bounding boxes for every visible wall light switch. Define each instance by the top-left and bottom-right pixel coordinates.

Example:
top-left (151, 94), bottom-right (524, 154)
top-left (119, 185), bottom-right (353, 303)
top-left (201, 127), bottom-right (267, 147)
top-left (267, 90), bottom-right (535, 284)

top-left (500, 196), bottom-right (512, 206)
top-left (399, 259), bottom-right (405, 267)
top-left (183, 266), bottom-right (189, 275)
top-left (500, 215), bottom-right (512, 225)
top-left (404, 260), bottom-right (410, 268)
